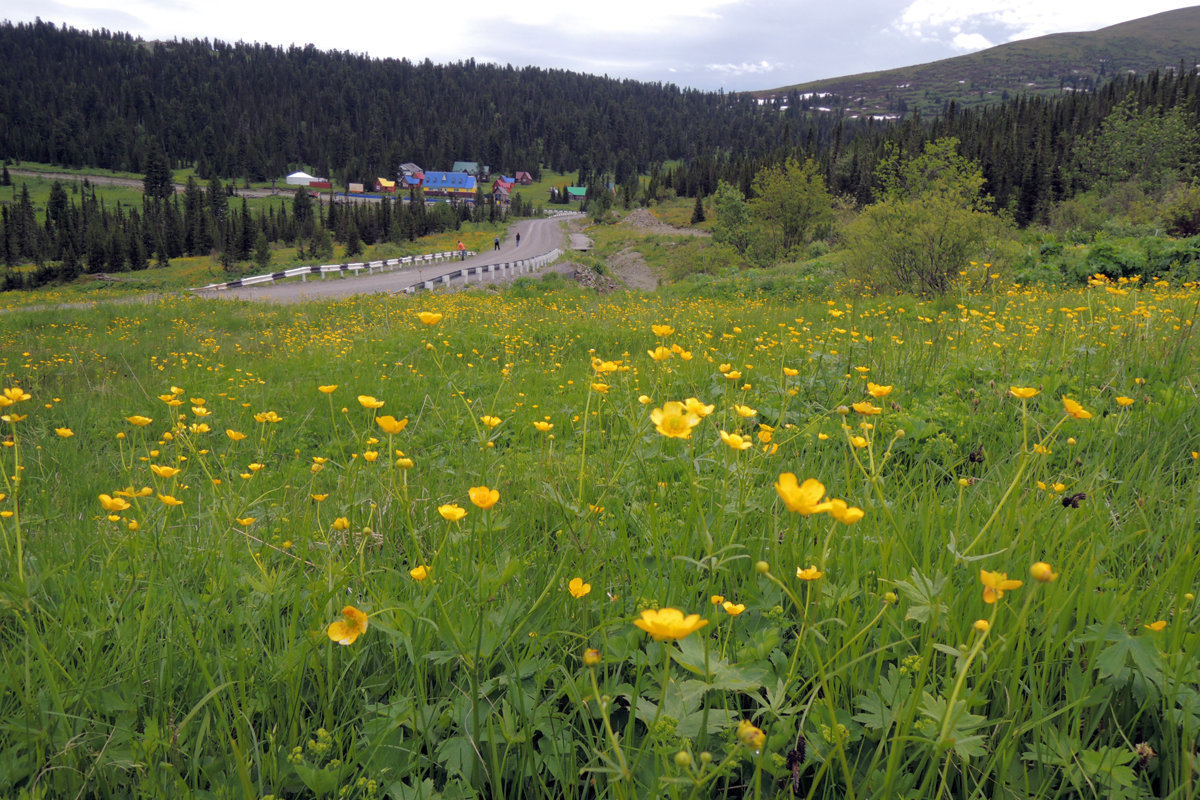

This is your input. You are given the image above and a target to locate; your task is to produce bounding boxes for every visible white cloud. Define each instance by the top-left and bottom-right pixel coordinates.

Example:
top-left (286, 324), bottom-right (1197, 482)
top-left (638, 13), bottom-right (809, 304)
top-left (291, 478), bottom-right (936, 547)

top-left (951, 32), bottom-right (993, 51)
top-left (893, 1), bottom-right (1197, 49)
top-left (706, 60), bottom-right (778, 76)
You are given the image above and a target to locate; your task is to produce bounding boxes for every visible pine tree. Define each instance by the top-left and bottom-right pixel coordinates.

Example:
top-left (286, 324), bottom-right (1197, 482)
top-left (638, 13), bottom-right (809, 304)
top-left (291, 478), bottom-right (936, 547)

top-left (690, 193), bottom-right (706, 224)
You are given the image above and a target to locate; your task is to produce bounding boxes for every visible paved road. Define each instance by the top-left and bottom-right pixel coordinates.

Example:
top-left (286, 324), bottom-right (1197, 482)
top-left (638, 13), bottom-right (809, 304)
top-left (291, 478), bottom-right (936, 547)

top-left (200, 213), bottom-right (581, 303)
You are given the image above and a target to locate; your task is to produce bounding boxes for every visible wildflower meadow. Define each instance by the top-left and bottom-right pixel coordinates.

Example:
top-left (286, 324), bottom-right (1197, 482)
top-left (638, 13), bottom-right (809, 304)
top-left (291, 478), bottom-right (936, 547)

top-left (1, 274), bottom-right (1198, 799)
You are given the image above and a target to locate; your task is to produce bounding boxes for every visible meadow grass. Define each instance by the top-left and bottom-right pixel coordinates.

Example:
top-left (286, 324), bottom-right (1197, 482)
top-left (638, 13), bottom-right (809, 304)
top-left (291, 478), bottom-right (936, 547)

top-left (0, 273), bottom-right (1197, 799)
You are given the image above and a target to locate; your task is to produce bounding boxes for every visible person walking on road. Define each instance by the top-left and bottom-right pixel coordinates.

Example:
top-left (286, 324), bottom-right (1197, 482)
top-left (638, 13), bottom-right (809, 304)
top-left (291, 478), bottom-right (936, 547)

top-left (493, 236), bottom-right (500, 251)
top-left (457, 240), bottom-right (466, 261)
top-left (515, 232), bottom-right (521, 248)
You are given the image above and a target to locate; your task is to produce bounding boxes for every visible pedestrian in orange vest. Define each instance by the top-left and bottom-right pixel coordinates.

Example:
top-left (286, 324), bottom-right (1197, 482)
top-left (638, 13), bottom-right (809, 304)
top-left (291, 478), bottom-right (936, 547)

top-left (457, 240), bottom-right (466, 261)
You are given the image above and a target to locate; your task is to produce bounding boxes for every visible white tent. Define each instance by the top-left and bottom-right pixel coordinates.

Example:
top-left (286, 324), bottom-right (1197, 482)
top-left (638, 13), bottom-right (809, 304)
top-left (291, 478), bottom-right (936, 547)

top-left (285, 171), bottom-right (318, 186)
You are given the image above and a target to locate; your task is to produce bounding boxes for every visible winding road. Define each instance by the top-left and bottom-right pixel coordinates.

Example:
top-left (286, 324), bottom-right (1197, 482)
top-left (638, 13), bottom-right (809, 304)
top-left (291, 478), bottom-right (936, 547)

top-left (197, 213), bottom-right (582, 303)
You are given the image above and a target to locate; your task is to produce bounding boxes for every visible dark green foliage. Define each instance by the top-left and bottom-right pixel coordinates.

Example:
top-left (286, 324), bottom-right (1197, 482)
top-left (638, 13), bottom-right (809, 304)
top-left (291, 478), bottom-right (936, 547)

top-left (690, 193), bottom-right (705, 224)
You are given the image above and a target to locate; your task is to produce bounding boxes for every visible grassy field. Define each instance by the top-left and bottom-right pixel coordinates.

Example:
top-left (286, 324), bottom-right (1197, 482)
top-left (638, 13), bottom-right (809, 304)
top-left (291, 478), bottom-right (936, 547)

top-left (0, 273), bottom-right (1198, 799)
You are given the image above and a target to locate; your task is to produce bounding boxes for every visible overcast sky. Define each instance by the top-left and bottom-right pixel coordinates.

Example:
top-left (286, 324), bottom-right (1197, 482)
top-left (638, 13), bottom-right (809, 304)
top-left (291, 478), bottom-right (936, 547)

top-left (7, 0), bottom-right (1198, 91)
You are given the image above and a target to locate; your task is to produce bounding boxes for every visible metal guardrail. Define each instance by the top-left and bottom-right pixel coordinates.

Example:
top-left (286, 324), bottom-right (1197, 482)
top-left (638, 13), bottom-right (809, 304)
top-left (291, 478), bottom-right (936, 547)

top-left (190, 250), bottom-right (470, 292)
top-left (393, 249), bottom-right (564, 295)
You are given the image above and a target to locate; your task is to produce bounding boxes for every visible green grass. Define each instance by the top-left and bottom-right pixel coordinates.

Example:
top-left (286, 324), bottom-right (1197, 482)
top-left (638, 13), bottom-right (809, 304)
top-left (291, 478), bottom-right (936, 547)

top-left (0, 273), bottom-right (1197, 799)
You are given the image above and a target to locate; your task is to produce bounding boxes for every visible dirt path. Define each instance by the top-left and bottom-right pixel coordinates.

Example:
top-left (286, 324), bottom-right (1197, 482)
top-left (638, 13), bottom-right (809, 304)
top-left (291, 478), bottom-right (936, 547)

top-left (9, 168), bottom-right (284, 198)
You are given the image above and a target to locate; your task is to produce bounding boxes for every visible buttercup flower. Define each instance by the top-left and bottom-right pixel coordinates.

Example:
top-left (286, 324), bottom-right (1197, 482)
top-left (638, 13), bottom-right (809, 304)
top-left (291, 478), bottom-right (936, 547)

top-left (376, 415), bottom-right (407, 435)
top-left (158, 494), bottom-right (183, 507)
top-left (125, 415), bottom-right (153, 426)
top-left (651, 402), bottom-right (701, 439)
top-left (327, 605), bottom-right (369, 645)
top-left (651, 324), bottom-right (675, 336)
top-left (55, 427), bottom-right (74, 438)
top-left (409, 565), bottom-right (429, 581)
top-left (796, 565), bottom-right (824, 581)
top-left (973, 619), bottom-right (990, 632)
top-left (318, 384), bottom-right (338, 394)
top-left (1144, 620), bottom-right (1167, 632)
top-left (648, 346), bottom-right (673, 361)
top-left (828, 498), bottom-right (865, 524)
top-left (533, 420), bottom-right (554, 432)
top-left (568, 577), bottom-right (592, 598)
top-left (226, 429), bottom-right (246, 441)
top-left (775, 474), bottom-right (833, 515)
top-left (1009, 387), bottom-right (1039, 399)
top-left (583, 647), bottom-right (602, 666)
top-left (480, 415), bottom-right (502, 429)
top-left (684, 398), bottom-right (714, 417)
top-left (734, 404), bottom-right (757, 418)
top-left (866, 382), bottom-right (893, 398)
top-left (416, 311), bottom-right (443, 325)
top-left (469, 485), bottom-right (499, 509)
top-left (633, 608), bottom-right (709, 641)
top-left (358, 396), bottom-right (384, 409)
top-left (722, 601), bottom-right (746, 616)
top-left (719, 430), bottom-right (753, 451)
top-left (736, 719), bottom-right (766, 750)
top-left (150, 464), bottom-right (181, 479)
top-left (1115, 396), bottom-right (1134, 407)
top-left (1030, 562), bottom-right (1058, 583)
top-left (99, 493), bottom-right (131, 512)
top-left (980, 569), bottom-right (1022, 603)
top-left (1062, 396), bottom-right (1092, 420)
top-left (439, 503), bottom-right (467, 521)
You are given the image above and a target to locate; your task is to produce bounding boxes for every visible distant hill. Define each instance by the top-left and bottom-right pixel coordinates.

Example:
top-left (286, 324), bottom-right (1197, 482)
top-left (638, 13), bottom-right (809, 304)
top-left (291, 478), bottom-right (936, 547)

top-left (755, 6), bottom-right (1200, 118)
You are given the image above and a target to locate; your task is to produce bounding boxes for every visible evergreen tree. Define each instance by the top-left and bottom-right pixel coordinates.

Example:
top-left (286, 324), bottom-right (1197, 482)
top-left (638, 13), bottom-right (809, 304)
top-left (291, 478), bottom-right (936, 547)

top-left (143, 140), bottom-right (174, 201)
top-left (253, 229), bottom-right (272, 270)
top-left (690, 193), bottom-right (706, 224)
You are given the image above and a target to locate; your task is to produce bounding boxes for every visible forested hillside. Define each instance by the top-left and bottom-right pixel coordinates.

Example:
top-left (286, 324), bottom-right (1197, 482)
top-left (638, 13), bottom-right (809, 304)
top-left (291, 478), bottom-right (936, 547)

top-left (0, 20), bottom-right (849, 186)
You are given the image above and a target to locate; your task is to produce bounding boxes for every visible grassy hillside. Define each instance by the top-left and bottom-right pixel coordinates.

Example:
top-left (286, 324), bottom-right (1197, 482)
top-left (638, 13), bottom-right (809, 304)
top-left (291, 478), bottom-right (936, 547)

top-left (756, 6), bottom-right (1200, 117)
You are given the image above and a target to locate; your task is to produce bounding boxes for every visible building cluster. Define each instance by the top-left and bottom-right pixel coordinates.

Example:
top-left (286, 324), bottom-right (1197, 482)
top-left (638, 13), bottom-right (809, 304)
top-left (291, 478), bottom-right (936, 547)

top-left (284, 163), bottom-right (534, 206)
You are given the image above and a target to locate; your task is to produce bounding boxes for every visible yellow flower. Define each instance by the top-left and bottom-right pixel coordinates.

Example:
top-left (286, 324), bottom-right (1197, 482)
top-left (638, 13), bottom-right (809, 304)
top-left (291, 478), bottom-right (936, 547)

top-left (318, 384), bottom-right (338, 394)
top-left (722, 601), bottom-right (746, 616)
top-left (439, 503), bottom-right (467, 521)
top-left (633, 608), bottom-right (709, 641)
top-left (590, 382), bottom-right (609, 394)
top-left (248, 462), bottom-right (264, 472)
top-left (651, 401), bottom-right (701, 439)
top-left (591, 357), bottom-right (621, 374)
top-left (189, 423), bottom-right (211, 434)
top-left (226, 429), bottom-right (246, 441)
top-left (725, 370), bottom-right (742, 381)
top-left (376, 415), bottom-right (408, 435)
top-left (583, 647), bottom-right (602, 666)
top-left (980, 569), bottom-right (1023, 604)
top-left (638, 395), bottom-right (653, 405)
top-left (849, 435), bottom-right (869, 448)
top-left (852, 401), bottom-right (882, 416)
top-left (533, 420), bottom-right (554, 432)
top-left (1030, 562), bottom-right (1058, 583)
top-left (796, 565), bottom-right (824, 581)
top-left (358, 395), bottom-right (384, 409)
top-left (1062, 396), bottom-right (1092, 420)
top-left (253, 410), bottom-right (282, 423)
top-left (736, 719), bottom-right (766, 750)
top-left (973, 619), bottom-right (990, 632)
top-left (651, 324), bottom-right (675, 337)
top-left (410, 565), bottom-right (430, 581)
top-left (1115, 396), bottom-right (1134, 407)
top-left (332, 517), bottom-right (350, 531)
top-left (734, 404), bottom-right (757, 418)
top-left (236, 517), bottom-right (256, 526)
top-left (158, 494), bottom-right (183, 507)
top-left (115, 486), bottom-right (153, 498)
top-left (648, 346), bottom-right (673, 361)
top-left (363, 450), bottom-right (379, 462)
top-left (98, 493), bottom-right (131, 512)
top-left (327, 605), bottom-right (369, 645)
top-left (684, 397), bottom-right (714, 417)
top-left (1144, 620), bottom-right (1167, 632)
top-left (719, 430), bottom-right (753, 451)
top-left (1009, 387), bottom-right (1039, 399)
top-left (469, 485), bottom-right (499, 509)
top-left (783, 367), bottom-right (799, 377)
top-left (828, 498), bottom-right (865, 524)
top-left (126, 415), bottom-right (153, 426)
top-left (150, 464), bottom-right (181, 479)
top-left (480, 415), bottom-right (502, 429)
top-left (775, 474), bottom-right (832, 515)
top-left (2, 387), bottom-right (31, 403)
top-left (416, 311), bottom-right (443, 325)
top-left (55, 427), bottom-right (74, 438)
top-left (866, 382), bottom-right (893, 398)
top-left (568, 577), bottom-right (592, 598)
top-left (710, 594), bottom-right (725, 605)
top-left (311, 493), bottom-right (328, 502)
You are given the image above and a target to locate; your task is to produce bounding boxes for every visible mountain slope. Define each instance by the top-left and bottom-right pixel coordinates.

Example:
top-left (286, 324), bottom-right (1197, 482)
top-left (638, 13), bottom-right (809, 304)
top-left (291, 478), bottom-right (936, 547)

top-left (755, 6), bottom-right (1200, 117)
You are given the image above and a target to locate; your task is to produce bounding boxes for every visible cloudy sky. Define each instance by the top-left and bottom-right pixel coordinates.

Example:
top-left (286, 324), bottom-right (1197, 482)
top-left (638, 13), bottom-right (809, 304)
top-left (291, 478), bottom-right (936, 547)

top-left (7, 0), bottom-right (1198, 90)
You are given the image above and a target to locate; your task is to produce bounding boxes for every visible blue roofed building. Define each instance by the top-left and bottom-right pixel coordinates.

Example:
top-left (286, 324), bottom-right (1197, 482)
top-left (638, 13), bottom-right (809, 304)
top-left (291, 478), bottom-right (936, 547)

top-left (423, 171), bottom-right (477, 200)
